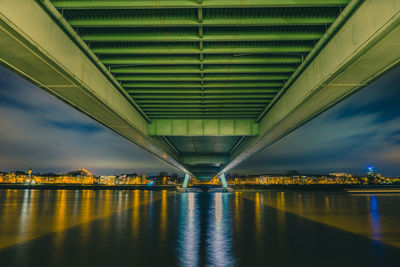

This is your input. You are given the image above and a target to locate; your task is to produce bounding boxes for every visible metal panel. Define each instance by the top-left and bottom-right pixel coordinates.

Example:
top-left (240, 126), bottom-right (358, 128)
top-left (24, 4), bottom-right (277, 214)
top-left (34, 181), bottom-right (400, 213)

top-left (51, 1), bottom-right (350, 9)
top-left (203, 120), bottom-right (219, 135)
top-left (219, 120), bottom-right (235, 135)
top-left (182, 155), bottom-right (229, 165)
top-left (43, 1), bottom-right (350, 120)
top-left (167, 136), bottom-right (242, 154)
top-left (148, 119), bottom-right (259, 136)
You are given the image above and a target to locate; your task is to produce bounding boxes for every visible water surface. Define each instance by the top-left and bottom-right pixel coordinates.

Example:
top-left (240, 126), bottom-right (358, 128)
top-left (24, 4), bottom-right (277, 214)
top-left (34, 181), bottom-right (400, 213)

top-left (0, 189), bottom-right (399, 266)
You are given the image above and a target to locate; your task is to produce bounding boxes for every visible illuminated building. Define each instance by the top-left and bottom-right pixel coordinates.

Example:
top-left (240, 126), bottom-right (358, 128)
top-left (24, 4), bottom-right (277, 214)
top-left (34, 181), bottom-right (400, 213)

top-left (329, 173), bottom-right (352, 178)
top-left (0, 167), bottom-right (399, 186)
top-left (367, 166), bottom-right (376, 176)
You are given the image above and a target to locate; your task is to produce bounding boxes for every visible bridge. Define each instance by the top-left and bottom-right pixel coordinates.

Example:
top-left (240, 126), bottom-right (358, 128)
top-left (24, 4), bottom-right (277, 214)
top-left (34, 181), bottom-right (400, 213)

top-left (1, 0), bottom-right (400, 188)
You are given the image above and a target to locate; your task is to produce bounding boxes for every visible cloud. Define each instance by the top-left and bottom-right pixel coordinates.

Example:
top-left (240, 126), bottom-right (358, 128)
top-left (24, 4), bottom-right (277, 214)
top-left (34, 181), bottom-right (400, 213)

top-left (0, 66), bottom-right (182, 176)
top-left (232, 66), bottom-right (400, 177)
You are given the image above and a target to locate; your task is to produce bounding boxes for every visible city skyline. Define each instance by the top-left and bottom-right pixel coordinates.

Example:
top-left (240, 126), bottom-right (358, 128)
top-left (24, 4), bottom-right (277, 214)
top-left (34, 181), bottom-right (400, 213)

top-left (0, 164), bottom-right (392, 178)
top-left (1, 65), bottom-right (400, 176)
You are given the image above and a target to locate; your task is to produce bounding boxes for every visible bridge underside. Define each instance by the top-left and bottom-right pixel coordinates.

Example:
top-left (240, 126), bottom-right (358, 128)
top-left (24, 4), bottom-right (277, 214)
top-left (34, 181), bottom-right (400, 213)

top-left (1, 0), bottom-right (400, 179)
top-left (167, 136), bottom-right (241, 178)
top-left (42, 0), bottom-right (351, 179)
top-left (45, 0), bottom-right (349, 120)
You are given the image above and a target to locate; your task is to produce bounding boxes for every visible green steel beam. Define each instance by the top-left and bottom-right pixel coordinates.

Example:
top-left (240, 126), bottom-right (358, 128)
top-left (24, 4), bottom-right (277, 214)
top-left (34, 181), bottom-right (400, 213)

top-left (188, 167), bottom-right (220, 173)
top-left (51, 0), bottom-right (350, 9)
top-left (145, 111), bottom-right (262, 114)
top-left (147, 113), bottom-right (260, 116)
top-left (132, 94), bottom-right (275, 99)
top-left (136, 99), bottom-right (268, 103)
top-left (181, 155), bottom-right (229, 165)
top-left (115, 74), bottom-right (290, 81)
top-left (143, 106), bottom-right (263, 109)
top-left (111, 66), bottom-right (296, 74)
top-left (124, 83), bottom-right (202, 89)
top-left (126, 89), bottom-right (280, 94)
top-left (203, 17), bottom-right (336, 27)
top-left (148, 119), bottom-right (258, 136)
top-left (93, 45), bottom-right (313, 55)
top-left (202, 74), bottom-right (290, 81)
top-left (144, 108), bottom-right (262, 111)
top-left (101, 56), bottom-right (302, 65)
top-left (122, 82), bottom-right (283, 88)
top-left (203, 32), bottom-right (322, 42)
top-left (148, 115), bottom-right (259, 119)
top-left (69, 17), bottom-right (336, 27)
top-left (83, 32), bottom-right (323, 42)
top-left (146, 111), bottom-right (260, 114)
top-left (140, 104), bottom-right (266, 108)
top-left (124, 88), bottom-right (282, 93)
top-left (195, 176), bottom-right (214, 179)
top-left (148, 113), bottom-right (258, 116)
top-left (116, 75), bottom-right (202, 82)
top-left (142, 108), bottom-right (263, 112)
top-left (149, 115), bottom-right (259, 118)
top-left (150, 115), bottom-right (258, 118)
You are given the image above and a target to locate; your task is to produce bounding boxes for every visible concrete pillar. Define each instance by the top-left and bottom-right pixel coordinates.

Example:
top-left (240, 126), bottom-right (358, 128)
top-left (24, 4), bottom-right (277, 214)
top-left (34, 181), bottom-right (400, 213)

top-left (219, 173), bottom-right (228, 189)
top-left (182, 173), bottom-right (190, 188)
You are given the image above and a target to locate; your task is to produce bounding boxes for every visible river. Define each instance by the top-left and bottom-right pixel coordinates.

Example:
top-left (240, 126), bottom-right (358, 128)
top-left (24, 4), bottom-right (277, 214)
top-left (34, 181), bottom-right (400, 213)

top-left (0, 189), bottom-right (399, 266)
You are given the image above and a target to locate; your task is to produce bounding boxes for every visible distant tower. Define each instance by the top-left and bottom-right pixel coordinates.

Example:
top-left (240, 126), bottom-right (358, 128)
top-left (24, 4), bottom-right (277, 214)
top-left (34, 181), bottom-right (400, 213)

top-left (367, 166), bottom-right (376, 176)
top-left (28, 168), bottom-right (32, 177)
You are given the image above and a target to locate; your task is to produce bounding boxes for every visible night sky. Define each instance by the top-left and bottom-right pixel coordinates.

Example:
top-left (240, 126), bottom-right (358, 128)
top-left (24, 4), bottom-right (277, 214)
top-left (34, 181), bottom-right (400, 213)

top-left (1, 65), bottom-right (400, 176)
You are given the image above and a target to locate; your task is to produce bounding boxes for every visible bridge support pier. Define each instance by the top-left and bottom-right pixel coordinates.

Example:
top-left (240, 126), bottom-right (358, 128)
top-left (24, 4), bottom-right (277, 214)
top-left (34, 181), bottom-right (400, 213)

top-left (219, 173), bottom-right (228, 189)
top-left (182, 174), bottom-right (190, 189)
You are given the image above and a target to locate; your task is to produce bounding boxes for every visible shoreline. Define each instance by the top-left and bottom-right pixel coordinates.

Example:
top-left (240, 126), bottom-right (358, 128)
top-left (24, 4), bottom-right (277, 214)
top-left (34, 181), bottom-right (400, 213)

top-left (1, 183), bottom-right (400, 192)
top-left (232, 184), bottom-right (400, 192)
top-left (0, 184), bottom-right (178, 191)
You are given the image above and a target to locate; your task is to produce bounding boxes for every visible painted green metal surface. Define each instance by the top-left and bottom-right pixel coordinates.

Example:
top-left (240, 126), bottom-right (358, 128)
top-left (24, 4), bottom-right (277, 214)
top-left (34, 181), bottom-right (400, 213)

top-left (149, 119), bottom-right (258, 136)
top-left (46, 0), bottom-right (348, 120)
top-left (167, 136), bottom-right (242, 154)
top-left (51, 1), bottom-right (350, 9)
top-left (181, 155), bottom-right (229, 165)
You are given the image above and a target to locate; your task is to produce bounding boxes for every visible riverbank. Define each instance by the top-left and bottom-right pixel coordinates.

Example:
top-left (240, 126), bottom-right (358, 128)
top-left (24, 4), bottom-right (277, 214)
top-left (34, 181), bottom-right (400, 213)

top-left (0, 184), bottom-right (178, 190)
top-left (1, 183), bottom-right (400, 192)
top-left (232, 184), bottom-right (400, 192)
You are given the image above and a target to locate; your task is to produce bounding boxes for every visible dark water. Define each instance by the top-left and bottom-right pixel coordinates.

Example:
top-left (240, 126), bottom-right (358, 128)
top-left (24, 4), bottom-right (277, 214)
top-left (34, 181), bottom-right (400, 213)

top-left (0, 190), bottom-right (399, 267)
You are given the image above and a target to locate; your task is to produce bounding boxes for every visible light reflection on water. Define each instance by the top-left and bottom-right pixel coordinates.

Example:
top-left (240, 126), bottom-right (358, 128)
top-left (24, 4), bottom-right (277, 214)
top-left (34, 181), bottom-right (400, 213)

top-left (207, 193), bottom-right (234, 267)
top-left (160, 190), bottom-right (168, 241)
top-left (18, 190), bottom-right (32, 241)
top-left (369, 195), bottom-right (381, 239)
top-left (0, 190), bottom-right (399, 267)
top-left (178, 193), bottom-right (199, 267)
